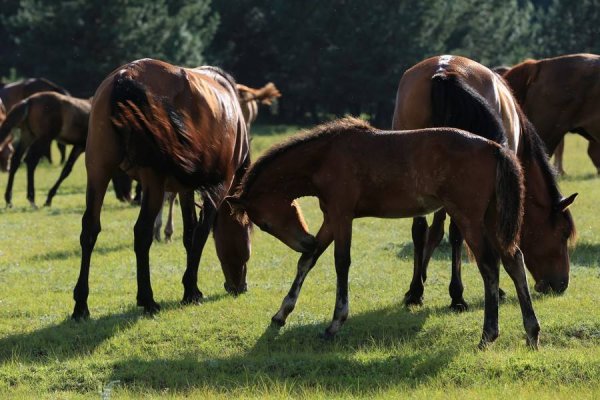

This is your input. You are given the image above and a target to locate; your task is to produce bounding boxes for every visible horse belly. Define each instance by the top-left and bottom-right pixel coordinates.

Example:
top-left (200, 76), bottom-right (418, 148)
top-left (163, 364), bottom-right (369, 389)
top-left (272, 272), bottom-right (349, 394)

top-left (357, 190), bottom-right (442, 218)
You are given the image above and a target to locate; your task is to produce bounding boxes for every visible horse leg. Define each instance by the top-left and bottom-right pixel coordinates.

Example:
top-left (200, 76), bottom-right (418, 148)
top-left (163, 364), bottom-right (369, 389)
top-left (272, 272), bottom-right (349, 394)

top-left (404, 216), bottom-right (428, 306)
top-left (500, 248), bottom-right (540, 349)
top-left (180, 191), bottom-right (217, 304)
top-left (134, 172), bottom-right (165, 314)
top-left (24, 143), bottom-right (43, 208)
top-left (474, 238), bottom-right (500, 349)
top-left (448, 219), bottom-right (468, 311)
top-left (72, 169), bottom-right (112, 320)
top-left (164, 192), bottom-right (176, 242)
top-left (4, 140), bottom-right (26, 208)
top-left (324, 219), bottom-right (353, 338)
top-left (44, 145), bottom-right (84, 206)
top-left (58, 142), bottom-right (67, 164)
top-left (422, 209), bottom-right (446, 280)
top-left (271, 219), bottom-right (334, 326)
top-left (553, 139), bottom-right (566, 175)
top-left (153, 197), bottom-right (164, 242)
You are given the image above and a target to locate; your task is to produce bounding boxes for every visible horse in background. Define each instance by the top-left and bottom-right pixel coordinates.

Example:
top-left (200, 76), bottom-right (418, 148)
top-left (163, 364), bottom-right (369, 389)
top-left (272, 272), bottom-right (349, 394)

top-left (0, 92), bottom-right (90, 207)
top-left (227, 117), bottom-right (540, 349)
top-left (72, 59), bottom-right (251, 319)
top-left (0, 78), bottom-right (69, 165)
top-left (152, 81), bottom-right (281, 242)
top-left (393, 55), bottom-right (576, 311)
top-left (0, 99), bottom-right (11, 172)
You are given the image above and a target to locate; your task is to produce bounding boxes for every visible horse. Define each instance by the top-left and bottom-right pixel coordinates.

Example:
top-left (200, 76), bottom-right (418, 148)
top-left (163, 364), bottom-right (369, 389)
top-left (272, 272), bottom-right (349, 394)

top-left (504, 54), bottom-right (600, 154)
top-left (71, 59), bottom-right (251, 320)
top-left (0, 92), bottom-right (91, 207)
top-left (392, 55), bottom-right (577, 311)
top-left (226, 117), bottom-right (540, 348)
top-left (0, 77), bottom-right (69, 165)
top-left (152, 81), bottom-right (281, 242)
top-left (0, 99), bottom-right (10, 172)
top-left (551, 135), bottom-right (600, 176)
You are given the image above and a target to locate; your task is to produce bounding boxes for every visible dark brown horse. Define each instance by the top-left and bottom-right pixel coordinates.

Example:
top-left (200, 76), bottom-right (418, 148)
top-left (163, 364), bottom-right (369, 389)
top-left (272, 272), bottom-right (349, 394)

top-left (153, 81), bottom-right (281, 242)
top-left (227, 117), bottom-right (539, 348)
top-left (0, 92), bottom-right (91, 207)
top-left (0, 99), bottom-right (10, 172)
top-left (0, 77), bottom-right (69, 165)
top-left (72, 59), bottom-right (251, 319)
top-left (393, 55), bottom-right (577, 311)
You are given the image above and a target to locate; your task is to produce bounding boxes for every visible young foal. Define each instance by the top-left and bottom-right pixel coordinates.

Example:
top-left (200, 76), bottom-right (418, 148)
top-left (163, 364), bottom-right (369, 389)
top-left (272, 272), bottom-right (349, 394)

top-left (72, 59), bottom-right (251, 319)
top-left (0, 92), bottom-right (91, 207)
top-left (227, 117), bottom-right (540, 349)
top-left (393, 55), bottom-right (576, 310)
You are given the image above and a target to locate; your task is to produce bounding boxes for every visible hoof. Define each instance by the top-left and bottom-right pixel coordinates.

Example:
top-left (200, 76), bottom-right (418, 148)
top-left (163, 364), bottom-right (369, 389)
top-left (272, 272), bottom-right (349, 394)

top-left (6, 202), bottom-right (12, 209)
top-left (71, 303), bottom-right (90, 321)
top-left (499, 288), bottom-right (506, 301)
top-left (320, 329), bottom-right (336, 341)
top-left (138, 299), bottom-right (161, 315)
top-left (527, 333), bottom-right (540, 350)
top-left (271, 315), bottom-right (286, 328)
top-left (449, 300), bottom-right (469, 312)
top-left (164, 235), bottom-right (172, 243)
top-left (181, 288), bottom-right (204, 305)
top-left (30, 202), bottom-right (39, 209)
top-left (403, 292), bottom-right (423, 307)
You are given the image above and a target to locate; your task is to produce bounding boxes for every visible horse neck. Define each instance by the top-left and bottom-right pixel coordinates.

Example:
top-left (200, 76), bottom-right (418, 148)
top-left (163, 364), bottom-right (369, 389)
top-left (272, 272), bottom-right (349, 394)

top-left (248, 140), bottom-right (324, 200)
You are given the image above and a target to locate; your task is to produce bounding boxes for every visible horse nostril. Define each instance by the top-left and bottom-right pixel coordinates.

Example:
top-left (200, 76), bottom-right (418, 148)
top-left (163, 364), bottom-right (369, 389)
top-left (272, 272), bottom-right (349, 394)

top-left (534, 280), bottom-right (550, 294)
top-left (553, 279), bottom-right (568, 294)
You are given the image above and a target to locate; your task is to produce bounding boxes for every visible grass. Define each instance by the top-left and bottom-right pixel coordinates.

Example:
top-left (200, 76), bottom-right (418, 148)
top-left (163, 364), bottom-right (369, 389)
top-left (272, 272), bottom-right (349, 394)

top-left (0, 127), bottom-right (599, 399)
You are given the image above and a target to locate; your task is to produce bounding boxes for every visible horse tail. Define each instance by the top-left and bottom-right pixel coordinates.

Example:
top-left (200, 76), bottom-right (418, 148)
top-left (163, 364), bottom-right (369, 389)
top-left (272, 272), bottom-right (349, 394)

top-left (110, 75), bottom-right (194, 184)
top-left (0, 99), bottom-right (29, 147)
top-left (494, 146), bottom-right (524, 255)
top-left (431, 72), bottom-right (506, 145)
top-left (502, 59), bottom-right (538, 106)
top-left (237, 83), bottom-right (281, 105)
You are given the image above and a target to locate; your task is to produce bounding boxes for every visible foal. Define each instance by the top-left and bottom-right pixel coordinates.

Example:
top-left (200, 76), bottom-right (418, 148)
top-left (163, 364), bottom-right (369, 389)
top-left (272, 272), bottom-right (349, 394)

top-left (227, 117), bottom-right (540, 349)
top-left (72, 59), bottom-right (251, 319)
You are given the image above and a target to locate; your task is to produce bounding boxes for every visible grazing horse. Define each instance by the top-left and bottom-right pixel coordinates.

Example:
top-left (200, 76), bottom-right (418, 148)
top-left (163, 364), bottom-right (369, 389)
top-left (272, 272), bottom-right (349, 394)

top-left (226, 117), bottom-right (540, 348)
top-left (72, 59), bottom-right (251, 319)
top-left (393, 55), bottom-right (577, 311)
top-left (0, 92), bottom-right (91, 207)
top-left (504, 54), bottom-right (600, 154)
top-left (0, 78), bottom-right (69, 165)
top-left (153, 81), bottom-right (281, 242)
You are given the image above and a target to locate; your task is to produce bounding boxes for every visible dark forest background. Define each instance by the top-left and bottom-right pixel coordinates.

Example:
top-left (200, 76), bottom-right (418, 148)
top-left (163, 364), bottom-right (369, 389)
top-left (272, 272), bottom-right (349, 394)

top-left (1, 0), bottom-right (598, 126)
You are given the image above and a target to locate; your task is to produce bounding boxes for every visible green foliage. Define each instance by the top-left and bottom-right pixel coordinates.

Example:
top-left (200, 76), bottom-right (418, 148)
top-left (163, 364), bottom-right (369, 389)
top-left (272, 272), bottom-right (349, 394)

top-left (0, 131), bottom-right (599, 398)
top-left (0, 0), bottom-right (218, 95)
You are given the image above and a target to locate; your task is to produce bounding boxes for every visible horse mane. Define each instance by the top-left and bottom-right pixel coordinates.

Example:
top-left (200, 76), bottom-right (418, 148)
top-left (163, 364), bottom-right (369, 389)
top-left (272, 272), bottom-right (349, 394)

top-left (503, 59), bottom-right (538, 105)
top-left (237, 117), bottom-right (371, 198)
top-left (516, 107), bottom-right (576, 243)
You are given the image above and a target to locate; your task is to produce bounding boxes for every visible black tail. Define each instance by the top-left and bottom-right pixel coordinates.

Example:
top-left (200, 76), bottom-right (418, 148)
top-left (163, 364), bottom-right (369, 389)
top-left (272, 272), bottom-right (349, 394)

top-left (0, 99), bottom-right (29, 146)
top-left (494, 146), bottom-right (524, 255)
top-left (431, 73), bottom-right (506, 146)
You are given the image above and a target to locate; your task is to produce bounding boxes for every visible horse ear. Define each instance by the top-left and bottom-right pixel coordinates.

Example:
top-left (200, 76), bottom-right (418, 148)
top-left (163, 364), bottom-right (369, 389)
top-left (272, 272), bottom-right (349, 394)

top-left (558, 193), bottom-right (578, 211)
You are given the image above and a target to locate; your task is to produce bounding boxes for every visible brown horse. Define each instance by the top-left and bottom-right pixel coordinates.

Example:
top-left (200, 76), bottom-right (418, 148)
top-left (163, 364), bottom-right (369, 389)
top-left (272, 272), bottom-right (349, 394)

top-left (226, 117), bottom-right (540, 348)
top-left (0, 77), bottom-right (69, 165)
top-left (504, 54), bottom-right (600, 154)
top-left (72, 59), bottom-right (251, 319)
top-left (153, 81), bottom-right (281, 242)
top-left (0, 99), bottom-right (10, 172)
top-left (0, 92), bottom-right (91, 207)
top-left (393, 55), bottom-right (577, 311)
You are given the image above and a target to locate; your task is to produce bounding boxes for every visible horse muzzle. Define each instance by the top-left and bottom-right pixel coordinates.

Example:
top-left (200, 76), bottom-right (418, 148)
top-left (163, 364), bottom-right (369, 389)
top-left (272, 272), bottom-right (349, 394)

top-left (534, 278), bottom-right (568, 294)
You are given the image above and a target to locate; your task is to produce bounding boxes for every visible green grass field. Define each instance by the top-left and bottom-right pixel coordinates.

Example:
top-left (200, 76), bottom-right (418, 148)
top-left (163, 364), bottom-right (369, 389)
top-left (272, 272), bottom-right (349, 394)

top-left (0, 126), bottom-right (599, 399)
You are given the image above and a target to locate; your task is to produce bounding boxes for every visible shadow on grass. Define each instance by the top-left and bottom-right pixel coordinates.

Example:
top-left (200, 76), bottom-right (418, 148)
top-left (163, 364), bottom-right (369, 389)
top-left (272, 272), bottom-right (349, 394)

top-left (0, 294), bottom-right (230, 364)
top-left (558, 172), bottom-right (599, 182)
top-left (26, 242), bottom-right (133, 262)
top-left (106, 305), bottom-right (458, 394)
top-left (385, 239), bottom-right (466, 264)
top-left (569, 242), bottom-right (600, 268)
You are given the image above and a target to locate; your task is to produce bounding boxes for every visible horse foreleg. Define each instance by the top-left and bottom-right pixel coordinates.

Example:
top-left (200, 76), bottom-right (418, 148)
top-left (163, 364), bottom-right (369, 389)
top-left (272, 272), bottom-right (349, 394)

top-left (553, 139), bottom-right (566, 175)
top-left (500, 248), bottom-right (540, 349)
top-left (404, 216), bottom-right (428, 306)
top-left (134, 173), bottom-right (165, 314)
top-left (271, 218), bottom-right (333, 327)
top-left (24, 142), bottom-right (44, 208)
top-left (164, 192), bottom-right (176, 242)
top-left (448, 219), bottom-right (468, 311)
top-left (324, 219), bottom-right (353, 338)
top-left (45, 145), bottom-right (84, 207)
top-left (180, 191), bottom-right (217, 304)
top-left (72, 170), bottom-right (112, 320)
top-left (4, 140), bottom-right (26, 208)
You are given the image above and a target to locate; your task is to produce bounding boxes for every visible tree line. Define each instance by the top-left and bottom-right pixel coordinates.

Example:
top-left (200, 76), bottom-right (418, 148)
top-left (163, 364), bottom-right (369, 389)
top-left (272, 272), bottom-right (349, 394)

top-left (0, 0), bottom-right (598, 126)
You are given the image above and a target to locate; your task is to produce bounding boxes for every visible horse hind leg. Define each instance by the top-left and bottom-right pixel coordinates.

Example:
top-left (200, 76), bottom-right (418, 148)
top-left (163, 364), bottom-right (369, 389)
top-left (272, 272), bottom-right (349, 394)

top-left (448, 219), bottom-right (468, 311)
top-left (164, 192), bottom-right (176, 242)
top-left (4, 140), bottom-right (26, 208)
top-left (153, 200), bottom-right (164, 242)
top-left (422, 209), bottom-right (446, 280)
top-left (45, 145), bottom-right (84, 207)
top-left (24, 142), bottom-right (44, 208)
